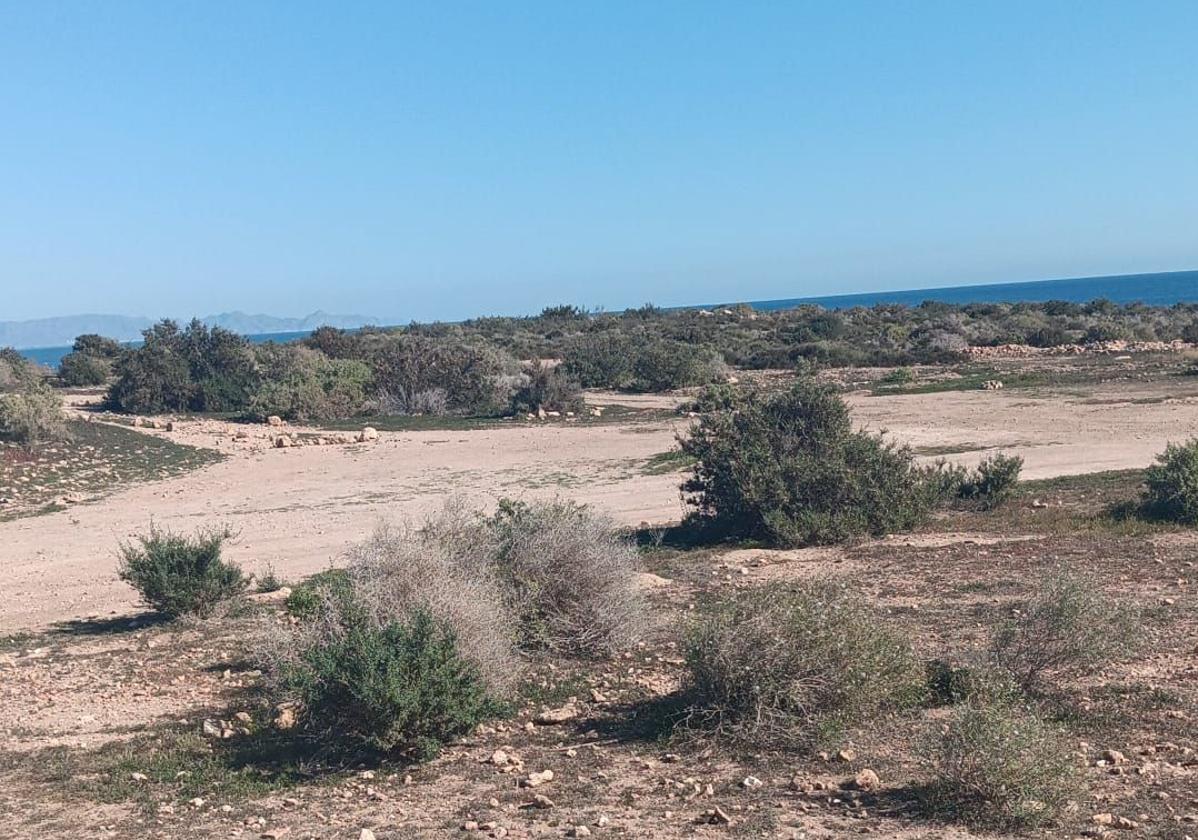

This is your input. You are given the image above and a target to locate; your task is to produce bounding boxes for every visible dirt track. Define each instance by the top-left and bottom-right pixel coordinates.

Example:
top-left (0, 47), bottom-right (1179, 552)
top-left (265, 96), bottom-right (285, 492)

top-left (4, 378), bottom-right (1198, 633)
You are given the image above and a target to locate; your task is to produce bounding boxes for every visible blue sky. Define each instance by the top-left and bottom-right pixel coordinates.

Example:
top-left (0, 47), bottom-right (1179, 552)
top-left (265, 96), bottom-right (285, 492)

top-left (2, 1), bottom-right (1197, 321)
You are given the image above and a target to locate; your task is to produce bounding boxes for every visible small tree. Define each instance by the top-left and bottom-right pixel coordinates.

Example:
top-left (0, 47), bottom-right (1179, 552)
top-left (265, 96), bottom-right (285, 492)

top-left (1141, 439), bottom-right (1198, 523)
top-left (955, 453), bottom-right (1023, 510)
top-left (118, 528), bottom-right (246, 618)
top-left (680, 379), bottom-right (941, 546)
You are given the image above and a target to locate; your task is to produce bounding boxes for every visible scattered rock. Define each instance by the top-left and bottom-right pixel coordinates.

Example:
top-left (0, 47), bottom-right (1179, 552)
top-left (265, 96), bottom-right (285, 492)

top-left (266, 416), bottom-right (284, 427)
top-left (358, 427), bottom-right (379, 442)
top-left (844, 768), bottom-right (880, 791)
top-left (534, 702), bottom-right (579, 724)
top-left (273, 707), bottom-right (297, 730)
top-left (521, 769), bottom-right (554, 788)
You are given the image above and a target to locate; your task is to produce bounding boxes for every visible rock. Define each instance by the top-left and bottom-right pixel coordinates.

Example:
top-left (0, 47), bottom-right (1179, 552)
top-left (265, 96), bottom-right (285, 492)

top-left (534, 703), bottom-right (579, 724)
top-left (130, 772), bottom-right (148, 782)
top-left (273, 435), bottom-right (293, 448)
top-left (461, 820), bottom-right (479, 830)
top-left (273, 707), bottom-right (297, 730)
top-left (836, 748), bottom-right (857, 762)
top-left (521, 769), bottom-right (554, 787)
top-left (165, 421), bottom-right (176, 432)
top-left (1093, 813), bottom-right (1115, 826)
top-left (202, 719), bottom-right (222, 737)
top-left (699, 806), bottom-right (733, 825)
top-left (233, 711), bottom-right (253, 724)
top-left (741, 775), bottom-right (763, 790)
top-left (358, 427), bottom-right (378, 442)
top-left (267, 416), bottom-right (284, 427)
top-left (1113, 817), bottom-right (1138, 830)
top-left (359, 831), bottom-right (376, 840)
top-left (568, 826), bottom-right (592, 837)
top-left (247, 586), bottom-right (292, 605)
top-left (847, 769), bottom-right (880, 791)
top-left (1101, 749), bottom-right (1127, 765)
top-left (489, 749), bottom-right (511, 766)
top-left (528, 793), bottom-right (555, 809)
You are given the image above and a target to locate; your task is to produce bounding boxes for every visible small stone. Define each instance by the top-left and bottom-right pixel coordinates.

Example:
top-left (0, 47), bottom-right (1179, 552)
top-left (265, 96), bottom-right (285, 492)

top-left (1101, 749), bottom-right (1127, 765)
top-left (848, 769), bottom-right (880, 791)
top-left (130, 772), bottom-right (148, 782)
top-left (741, 775), bottom-right (763, 790)
top-left (461, 820), bottom-right (479, 831)
top-left (521, 769), bottom-right (555, 787)
top-left (529, 794), bottom-right (555, 809)
top-left (273, 707), bottom-right (297, 730)
top-left (569, 826), bottom-right (592, 837)
top-left (836, 748), bottom-right (857, 763)
top-left (534, 703), bottom-right (579, 725)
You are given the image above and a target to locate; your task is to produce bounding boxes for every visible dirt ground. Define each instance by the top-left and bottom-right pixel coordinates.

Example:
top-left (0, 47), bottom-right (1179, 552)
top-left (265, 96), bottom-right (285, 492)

top-left (3, 362), bottom-right (1198, 838)
top-left (5, 373), bottom-right (1198, 633)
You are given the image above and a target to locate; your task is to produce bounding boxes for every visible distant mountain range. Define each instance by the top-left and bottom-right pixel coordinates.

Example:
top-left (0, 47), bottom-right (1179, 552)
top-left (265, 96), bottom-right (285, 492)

top-left (0, 311), bottom-right (373, 349)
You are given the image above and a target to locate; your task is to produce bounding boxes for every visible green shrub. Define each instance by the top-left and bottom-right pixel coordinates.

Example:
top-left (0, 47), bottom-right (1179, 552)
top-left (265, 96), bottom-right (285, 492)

top-left (629, 340), bottom-right (724, 392)
top-left (249, 345), bottom-right (371, 421)
top-left (117, 528), bottom-right (246, 618)
top-left (1140, 439), bottom-right (1198, 524)
top-left (955, 453), bottom-right (1023, 510)
top-left (279, 602), bottom-right (504, 759)
top-left (368, 336), bottom-right (513, 416)
top-left (682, 581), bottom-right (925, 748)
top-left (0, 379), bottom-right (67, 445)
top-left (106, 320), bottom-right (259, 414)
top-left (929, 688), bottom-right (1077, 829)
top-left (509, 361), bottom-right (584, 415)
top-left (679, 379), bottom-right (942, 546)
top-left (561, 332), bottom-right (637, 389)
top-left (486, 498), bottom-right (644, 656)
top-left (990, 571), bottom-right (1139, 693)
top-left (680, 382), bottom-right (744, 415)
top-left (58, 351), bottom-right (112, 386)
top-left (285, 568), bottom-right (352, 620)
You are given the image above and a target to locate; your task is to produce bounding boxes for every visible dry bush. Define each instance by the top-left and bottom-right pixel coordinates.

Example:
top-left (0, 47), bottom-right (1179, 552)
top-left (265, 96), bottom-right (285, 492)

top-left (682, 580), bottom-right (925, 748)
top-left (929, 684), bottom-right (1077, 829)
top-left (0, 380), bottom-right (67, 445)
top-left (487, 498), bottom-right (645, 657)
top-left (989, 570), bottom-right (1139, 693)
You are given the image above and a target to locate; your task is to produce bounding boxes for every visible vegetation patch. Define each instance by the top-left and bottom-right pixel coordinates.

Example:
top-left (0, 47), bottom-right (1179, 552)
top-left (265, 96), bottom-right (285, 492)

top-left (118, 527), bottom-right (247, 619)
top-left (0, 420), bottom-right (223, 521)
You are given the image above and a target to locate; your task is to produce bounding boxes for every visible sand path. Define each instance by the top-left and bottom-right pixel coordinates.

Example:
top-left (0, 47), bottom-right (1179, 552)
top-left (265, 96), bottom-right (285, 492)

top-left (4, 378), bottom-right (1198, 632)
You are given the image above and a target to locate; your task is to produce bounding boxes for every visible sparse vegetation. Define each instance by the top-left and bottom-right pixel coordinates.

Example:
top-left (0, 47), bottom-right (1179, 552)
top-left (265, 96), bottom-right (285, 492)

top-left (928, 685), bottom-right (1077, 829)
top-left (989, 571), bottom-right (1139, 693)
top-left (679, 378), bottom-right (944, 545)
top-left (118, 527), bottom-right (246, 618)
top-left (682, 581), bottom-right (925, 748)
top-left (486, 498), bottom-right (644, 656)
top-left (951, 453), bottom-right (1024, 510)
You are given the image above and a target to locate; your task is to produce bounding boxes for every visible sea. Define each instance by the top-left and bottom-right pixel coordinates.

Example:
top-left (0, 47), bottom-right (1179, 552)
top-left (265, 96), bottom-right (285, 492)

top-left (17, 269), bottom-right (1198, 368)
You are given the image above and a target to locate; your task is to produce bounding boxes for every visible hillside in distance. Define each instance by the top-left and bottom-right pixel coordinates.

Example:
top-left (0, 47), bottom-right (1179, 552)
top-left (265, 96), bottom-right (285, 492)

top-left (0, 310), bottom-right (371, 349)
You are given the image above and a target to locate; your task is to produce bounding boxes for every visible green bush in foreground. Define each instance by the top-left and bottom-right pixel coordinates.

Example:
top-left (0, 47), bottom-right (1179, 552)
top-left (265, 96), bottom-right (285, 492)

top-left (682, 581), bottom-right (925, 748)
top-left (680, 378), bottom-right (943, 546)
top-left (1140, 438), bottom-right (1198, 524)
top-left (954, 453), bottom-right (1024, 510)
top-left (929, 687), bottom-right (1077, 829)
top-left (118, 528), bottom-right (246, 618)
top-left (279, 598), bottom-right (505, 760)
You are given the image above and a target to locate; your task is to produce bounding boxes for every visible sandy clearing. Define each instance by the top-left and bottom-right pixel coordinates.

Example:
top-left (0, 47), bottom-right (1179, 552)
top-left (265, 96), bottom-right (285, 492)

top-left (5, 377), bottom-right (1198, 632)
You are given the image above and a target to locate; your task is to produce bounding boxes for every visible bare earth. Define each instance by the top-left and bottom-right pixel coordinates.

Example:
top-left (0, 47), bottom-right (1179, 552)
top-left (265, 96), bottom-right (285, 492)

top-left (5, 378), bottom-right (1198, 633)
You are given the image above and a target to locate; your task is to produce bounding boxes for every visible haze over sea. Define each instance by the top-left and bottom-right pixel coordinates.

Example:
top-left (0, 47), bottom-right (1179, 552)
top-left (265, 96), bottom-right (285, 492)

top-left (18, 269), bottom-right (1198, 367)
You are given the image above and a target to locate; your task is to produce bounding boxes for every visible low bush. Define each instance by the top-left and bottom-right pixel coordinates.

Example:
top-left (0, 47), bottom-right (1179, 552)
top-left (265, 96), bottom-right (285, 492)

top-left (0, 379), bottom-right (67, 445)
top-left (118, 527), bottom-right (246, 618)
top-left (368, 336), bottom-right (514, 416)
top-left (509, 361), bottom-right (584, 415)
top-left (989, 571), bottom-right (1139, 693)
top-left (487, 498), bottom-right (644, 656)
top-left (1140, 438), bottom-right (1198, 524)
top-left (929, 686), bottom-right (1077, 829)
top-left (680, 379), bottom-right (943, 546)
top-left (954, 453), bottom-right (1023, 510)
top-left (279, 601), bottom-right (505, 760)
top-left (264, 514), bottom-right (520, 757)
top-left (682, 581), bottom-right (925, 748)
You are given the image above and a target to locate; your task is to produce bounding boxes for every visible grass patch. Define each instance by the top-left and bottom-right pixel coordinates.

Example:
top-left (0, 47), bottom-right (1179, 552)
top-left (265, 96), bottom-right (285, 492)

top-left (641, 448), bottom-right (697, 475)
top-left (31, 726), bottom-right (318, 815)
top-left (0, 420), bottom-right (223, 521)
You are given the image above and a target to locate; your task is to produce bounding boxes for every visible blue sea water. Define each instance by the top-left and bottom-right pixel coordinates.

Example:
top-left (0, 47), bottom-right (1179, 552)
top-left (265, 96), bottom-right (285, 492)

top-left (733, 269), bottom-right (1198, 311)
top-left (17, 270), bottom-right (1198, 368)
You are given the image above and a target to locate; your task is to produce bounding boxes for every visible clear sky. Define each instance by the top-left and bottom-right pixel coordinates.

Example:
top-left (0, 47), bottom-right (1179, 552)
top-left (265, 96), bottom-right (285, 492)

top-left (2, 1), bottom-right (1197, 322)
